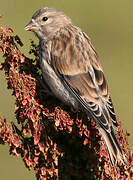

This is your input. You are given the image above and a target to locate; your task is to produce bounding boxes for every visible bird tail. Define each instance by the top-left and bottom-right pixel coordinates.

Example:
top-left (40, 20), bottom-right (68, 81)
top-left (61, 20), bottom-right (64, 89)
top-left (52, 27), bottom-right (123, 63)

top-left (100, 126), bottom-right (128, 166)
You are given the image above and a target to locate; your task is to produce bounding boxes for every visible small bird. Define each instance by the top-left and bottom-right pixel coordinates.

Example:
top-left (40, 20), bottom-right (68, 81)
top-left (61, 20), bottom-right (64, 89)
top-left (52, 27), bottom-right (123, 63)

top-left (25, 7), bottom-right (128, 166)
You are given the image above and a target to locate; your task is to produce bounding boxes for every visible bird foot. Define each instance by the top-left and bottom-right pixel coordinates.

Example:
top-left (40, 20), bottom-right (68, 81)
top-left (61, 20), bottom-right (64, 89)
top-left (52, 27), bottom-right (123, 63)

top-left (37, 76), bottom-right (53, 96)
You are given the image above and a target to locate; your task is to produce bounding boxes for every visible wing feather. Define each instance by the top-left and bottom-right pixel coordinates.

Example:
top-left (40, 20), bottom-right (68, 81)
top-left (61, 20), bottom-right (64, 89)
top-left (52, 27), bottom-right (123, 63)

top-left (50, 26), bottom-right (117, 132)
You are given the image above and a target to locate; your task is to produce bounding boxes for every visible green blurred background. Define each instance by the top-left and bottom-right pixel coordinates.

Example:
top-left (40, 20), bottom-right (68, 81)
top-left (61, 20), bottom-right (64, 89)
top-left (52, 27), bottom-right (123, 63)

top-left (0, 0), bottom-right (133, 179)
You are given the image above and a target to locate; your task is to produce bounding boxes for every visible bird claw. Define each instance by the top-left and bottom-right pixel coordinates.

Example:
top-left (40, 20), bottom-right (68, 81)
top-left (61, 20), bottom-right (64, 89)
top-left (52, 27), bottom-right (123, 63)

top-left (36, 76), bottom-right (53, 96)
top-left (70, 106), bottom-right (78, 113)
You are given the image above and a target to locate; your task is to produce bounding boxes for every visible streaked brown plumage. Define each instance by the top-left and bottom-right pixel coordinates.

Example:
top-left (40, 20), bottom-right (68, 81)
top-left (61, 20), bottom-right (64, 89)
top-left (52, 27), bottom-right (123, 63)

top-left (24, 7), bottom-right (128, 166)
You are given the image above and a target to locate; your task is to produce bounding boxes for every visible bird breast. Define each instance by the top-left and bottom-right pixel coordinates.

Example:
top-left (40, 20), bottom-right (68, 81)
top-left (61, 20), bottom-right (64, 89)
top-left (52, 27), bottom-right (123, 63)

top-left (39, 40), bottom-right (79, 109)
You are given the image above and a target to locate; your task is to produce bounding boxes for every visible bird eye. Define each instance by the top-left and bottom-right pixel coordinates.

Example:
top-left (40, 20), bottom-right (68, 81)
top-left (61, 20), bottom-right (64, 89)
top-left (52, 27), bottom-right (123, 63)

top-left (42, 17), bottom-right (48, 21)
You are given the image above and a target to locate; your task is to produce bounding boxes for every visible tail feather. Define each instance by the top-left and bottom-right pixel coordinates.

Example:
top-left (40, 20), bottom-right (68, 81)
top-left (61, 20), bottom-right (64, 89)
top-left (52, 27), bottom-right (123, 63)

top-left (100, 127), bottom-right (128, 166)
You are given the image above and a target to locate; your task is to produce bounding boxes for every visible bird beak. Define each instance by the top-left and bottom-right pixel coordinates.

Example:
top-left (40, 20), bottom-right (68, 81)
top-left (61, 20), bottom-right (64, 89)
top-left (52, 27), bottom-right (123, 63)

top-left (24, 19), bottom-right (39, 31)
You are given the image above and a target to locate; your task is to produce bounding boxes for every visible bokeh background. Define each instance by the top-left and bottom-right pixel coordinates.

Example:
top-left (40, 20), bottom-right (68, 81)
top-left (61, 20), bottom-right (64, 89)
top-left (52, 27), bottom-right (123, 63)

top-left (0, 0), bottom-right (133, 179)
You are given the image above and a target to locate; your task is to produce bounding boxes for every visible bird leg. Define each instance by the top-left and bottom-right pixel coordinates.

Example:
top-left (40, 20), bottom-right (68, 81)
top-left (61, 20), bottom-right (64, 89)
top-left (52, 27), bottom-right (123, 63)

top-left (36, 76), bottom-right (54, 96)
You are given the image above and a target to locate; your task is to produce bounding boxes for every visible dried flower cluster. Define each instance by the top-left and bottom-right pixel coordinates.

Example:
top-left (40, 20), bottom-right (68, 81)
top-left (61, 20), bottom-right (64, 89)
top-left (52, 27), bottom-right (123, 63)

top-left (0, 19), bottom-right (132, 179)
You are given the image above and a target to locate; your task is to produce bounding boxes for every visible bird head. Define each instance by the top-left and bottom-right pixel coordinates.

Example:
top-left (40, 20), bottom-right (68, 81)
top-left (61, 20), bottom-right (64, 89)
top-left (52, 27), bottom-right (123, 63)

top-left (24, 7), bottom-right (72, 40)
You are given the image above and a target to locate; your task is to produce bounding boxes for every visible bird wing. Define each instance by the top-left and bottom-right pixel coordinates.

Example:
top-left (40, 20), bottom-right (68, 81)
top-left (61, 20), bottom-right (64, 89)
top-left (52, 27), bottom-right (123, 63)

top-left (50, 27), bottom-right (117, 132)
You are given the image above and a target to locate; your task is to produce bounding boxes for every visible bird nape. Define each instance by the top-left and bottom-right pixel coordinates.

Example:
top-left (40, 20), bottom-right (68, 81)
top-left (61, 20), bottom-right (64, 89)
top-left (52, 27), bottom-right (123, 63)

top-left (24, 6), bottom-right (128, 167)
